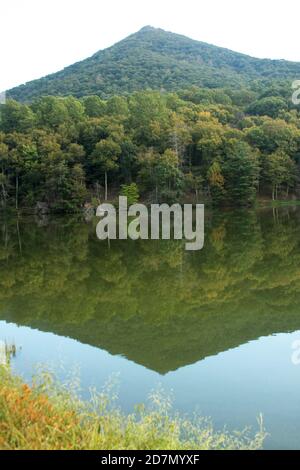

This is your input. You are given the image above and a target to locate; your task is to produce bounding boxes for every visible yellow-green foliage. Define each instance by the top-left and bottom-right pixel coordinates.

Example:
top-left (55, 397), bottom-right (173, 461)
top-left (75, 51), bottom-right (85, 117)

top-left (0, 368), bottom-right (266, 450)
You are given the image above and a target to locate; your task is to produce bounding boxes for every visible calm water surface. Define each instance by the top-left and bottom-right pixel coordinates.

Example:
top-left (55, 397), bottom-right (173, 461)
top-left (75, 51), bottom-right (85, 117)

top-left (1, 207), bottom-right (300, 449)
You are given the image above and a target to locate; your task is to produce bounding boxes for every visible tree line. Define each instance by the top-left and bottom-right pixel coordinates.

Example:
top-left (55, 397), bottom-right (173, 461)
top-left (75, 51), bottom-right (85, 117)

top-left (0, 86), bottom-right (300, 212)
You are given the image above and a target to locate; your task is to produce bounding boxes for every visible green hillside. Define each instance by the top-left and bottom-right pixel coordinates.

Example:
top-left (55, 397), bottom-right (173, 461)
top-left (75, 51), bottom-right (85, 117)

top-left (8, 26), bottom-right (300, 102)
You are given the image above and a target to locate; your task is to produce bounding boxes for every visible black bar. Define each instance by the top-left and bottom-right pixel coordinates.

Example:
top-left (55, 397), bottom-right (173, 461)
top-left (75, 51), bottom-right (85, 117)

top-left (0, 449), bottom-right (296, 464)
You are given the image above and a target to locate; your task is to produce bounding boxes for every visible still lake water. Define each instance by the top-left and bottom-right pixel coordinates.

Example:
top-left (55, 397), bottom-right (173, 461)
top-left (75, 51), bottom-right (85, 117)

top-left (1, 207), bottom-right (300, 449)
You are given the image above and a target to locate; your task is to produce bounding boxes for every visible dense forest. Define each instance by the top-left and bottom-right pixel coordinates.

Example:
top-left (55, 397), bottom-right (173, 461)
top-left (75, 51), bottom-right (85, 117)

top-left (2, 26), bottom-right (300, 212)
top-left (8, 26), bottom-right (300, 101)
top-left (1, 82), bottom-right (300, 211)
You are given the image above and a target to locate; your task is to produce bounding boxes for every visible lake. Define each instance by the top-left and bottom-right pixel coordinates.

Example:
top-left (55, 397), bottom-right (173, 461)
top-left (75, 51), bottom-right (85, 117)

top-left (1, 206), bottom-right (300, 449)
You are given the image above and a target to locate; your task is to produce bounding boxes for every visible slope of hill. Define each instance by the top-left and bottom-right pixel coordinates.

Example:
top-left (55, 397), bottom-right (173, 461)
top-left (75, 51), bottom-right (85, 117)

top-left (8, 26), bottom-right (300, 102)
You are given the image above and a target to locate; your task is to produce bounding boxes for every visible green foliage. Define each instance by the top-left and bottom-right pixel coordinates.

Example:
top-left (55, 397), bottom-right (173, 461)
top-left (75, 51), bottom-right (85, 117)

top-left (0, 368), bottom-right (266, 450)
top-left (0, 100), bottom-right (35, 133)
top-left (138, 148), bottom-right (183, 202)
top-left (120, 183), bottom-right (140, 205)
top-left (1, 76), bottom-right (300, 210)
top-left (207, 161), bottom-right (226, 205)
top-left (222, 140), bottom-right (260, 206)
top-left (2, 26), bottom-right (300, 210)
top-left (246, 96), bottom-right (288, 118)
top-left (262, 150), bottom-right (297, 200)
top-left (7, 26), bottom-right (300, 102)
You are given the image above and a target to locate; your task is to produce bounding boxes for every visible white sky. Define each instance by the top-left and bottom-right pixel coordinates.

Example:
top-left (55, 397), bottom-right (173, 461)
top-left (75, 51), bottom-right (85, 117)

top-left (1, 0), bottom-right (300, 91)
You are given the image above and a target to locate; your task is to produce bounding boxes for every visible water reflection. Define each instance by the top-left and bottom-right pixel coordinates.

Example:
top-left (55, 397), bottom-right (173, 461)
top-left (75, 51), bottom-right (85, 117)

top-left (0, 206), bottom-right (300, 374)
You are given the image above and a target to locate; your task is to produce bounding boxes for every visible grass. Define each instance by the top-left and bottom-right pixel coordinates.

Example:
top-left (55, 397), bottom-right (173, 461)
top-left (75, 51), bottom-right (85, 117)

top-left (0, 367), bottom-right (267, 450)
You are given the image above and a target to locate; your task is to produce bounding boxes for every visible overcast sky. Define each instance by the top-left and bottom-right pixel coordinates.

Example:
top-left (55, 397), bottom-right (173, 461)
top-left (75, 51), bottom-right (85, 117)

top-left (1, 0), bottom-right (300, 91)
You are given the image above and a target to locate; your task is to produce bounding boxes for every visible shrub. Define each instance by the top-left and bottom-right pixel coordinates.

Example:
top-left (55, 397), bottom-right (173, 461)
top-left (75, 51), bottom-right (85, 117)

top-left (0, 368), bottom-right (266, 450)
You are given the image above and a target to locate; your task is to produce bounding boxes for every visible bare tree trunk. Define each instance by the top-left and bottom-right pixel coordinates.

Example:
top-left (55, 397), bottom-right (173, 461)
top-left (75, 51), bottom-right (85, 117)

top-left (1, 183), bottom-right (6, 209)
top-left (95, 181), bottom-right (101, 201)
top-left (16, 219), bottom-right (22, 254)
top-left (4, 221), bottom-right (8, 258)
top-left (104, 172), bottom-right (108, 201)
top-left (15, 174), bottom-right (19, 211)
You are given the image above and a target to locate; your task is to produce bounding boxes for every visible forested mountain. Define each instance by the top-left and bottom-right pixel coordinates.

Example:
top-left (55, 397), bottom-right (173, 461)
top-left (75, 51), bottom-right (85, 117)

top-left (1, 27), bottom-right (300, 211)
top-left (7, 26), bottom-right (300, 102)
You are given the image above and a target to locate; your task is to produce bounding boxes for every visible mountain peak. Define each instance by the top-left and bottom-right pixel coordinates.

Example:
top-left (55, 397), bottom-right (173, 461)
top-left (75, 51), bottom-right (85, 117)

top-left (138, 25), bottom-right (157, 33)
top-left (7, 27), bottom-right (300, 102)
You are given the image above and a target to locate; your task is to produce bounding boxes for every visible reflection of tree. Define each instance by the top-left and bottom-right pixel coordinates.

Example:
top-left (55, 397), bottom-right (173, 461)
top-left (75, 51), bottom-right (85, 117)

top-left (1, 208), bottom-right (300, 374)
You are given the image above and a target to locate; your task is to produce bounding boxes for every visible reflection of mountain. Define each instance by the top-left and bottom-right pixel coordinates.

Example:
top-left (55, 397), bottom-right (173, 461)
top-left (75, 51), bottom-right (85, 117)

top-left (28, 307), bottom-right (300, 375)
top-left (1, 208), bottom-right (300, 374)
